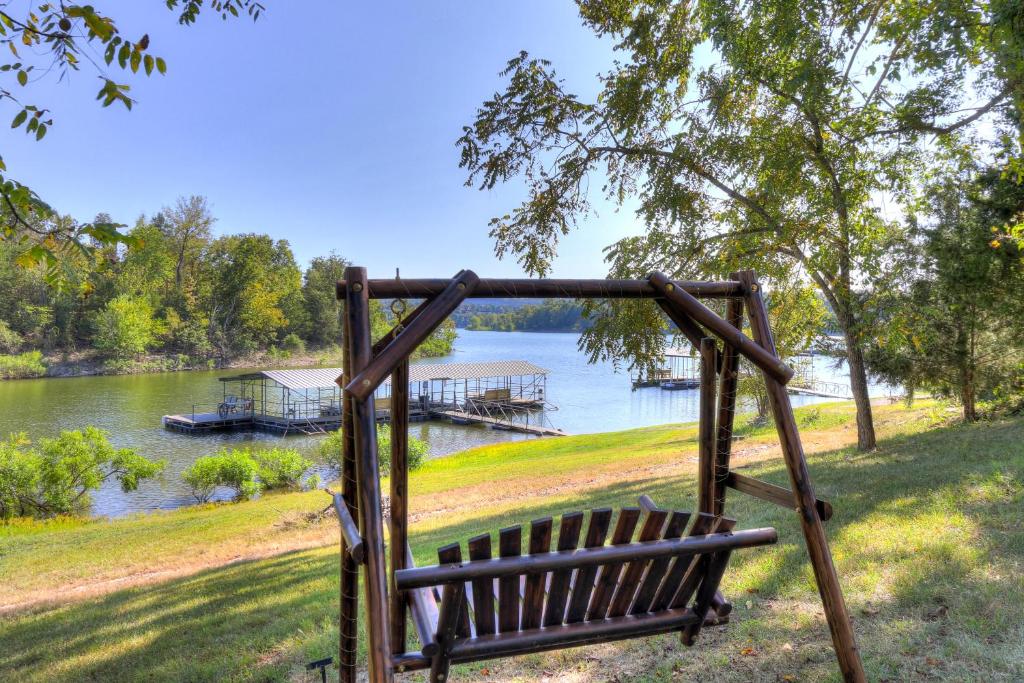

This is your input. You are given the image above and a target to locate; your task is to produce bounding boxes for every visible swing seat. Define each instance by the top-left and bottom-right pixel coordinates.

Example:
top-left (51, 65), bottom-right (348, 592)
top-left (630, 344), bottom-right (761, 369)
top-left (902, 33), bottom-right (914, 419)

top-left (394, 496), bottom-right (777, 680)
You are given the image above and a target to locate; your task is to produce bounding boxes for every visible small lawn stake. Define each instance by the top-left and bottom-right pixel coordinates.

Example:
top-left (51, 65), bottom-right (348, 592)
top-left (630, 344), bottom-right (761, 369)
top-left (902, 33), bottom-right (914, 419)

top-left (306, 657), bottom-right (332, 683)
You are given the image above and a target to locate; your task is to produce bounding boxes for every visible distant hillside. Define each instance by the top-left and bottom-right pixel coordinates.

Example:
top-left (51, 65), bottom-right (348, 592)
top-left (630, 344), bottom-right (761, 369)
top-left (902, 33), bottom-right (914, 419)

top-left (452, 299), bottom-right (588, 332)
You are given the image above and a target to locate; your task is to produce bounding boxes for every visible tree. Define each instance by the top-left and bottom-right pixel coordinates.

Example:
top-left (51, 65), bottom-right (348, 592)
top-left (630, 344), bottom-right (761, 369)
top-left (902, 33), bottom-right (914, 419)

top-left (181, 448), bottom-right (262, 503)
top-left (0, 427), bottom-right (163, 519)
top-left (206, 233), bottom-right (302, 357)
top-left (459, 1), bottom-right (1020, 450)
top-left (869, 164), bottom-right (1024, 421)
top-left (0, 2), bottom-right (262, 278)
top-left (416, 318), bottom-right (458, 356)
top-left (302, 252), bottom-right (349, 346)
top-left (94, 294), bottom-right (159, 359)
top-left (119, 219), bottom-right (177, 304)
top-left (160, 196), bottom-right (214, 292)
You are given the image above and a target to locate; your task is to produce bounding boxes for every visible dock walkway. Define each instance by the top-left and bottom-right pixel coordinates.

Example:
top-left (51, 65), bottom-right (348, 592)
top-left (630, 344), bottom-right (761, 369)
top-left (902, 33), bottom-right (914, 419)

top-left (433, 409), bottom-right (565, 437)
top-left (786, 380), bottom-right (852, 400)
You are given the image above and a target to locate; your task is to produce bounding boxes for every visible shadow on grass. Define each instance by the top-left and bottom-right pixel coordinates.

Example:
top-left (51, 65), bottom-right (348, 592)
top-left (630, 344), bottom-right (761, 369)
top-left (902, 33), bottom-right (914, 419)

top-left (1, 416), bottom-right (1021, 681)
top-left (0, 548), bottom-right (348, 682)
top-left (409, 416), bottom-right (1024, 680)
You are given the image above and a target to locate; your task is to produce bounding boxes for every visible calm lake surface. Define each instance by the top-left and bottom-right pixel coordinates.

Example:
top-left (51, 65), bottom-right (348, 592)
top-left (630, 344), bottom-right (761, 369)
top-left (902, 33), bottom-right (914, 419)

top-left (0, 330), bottom-right (885, 517)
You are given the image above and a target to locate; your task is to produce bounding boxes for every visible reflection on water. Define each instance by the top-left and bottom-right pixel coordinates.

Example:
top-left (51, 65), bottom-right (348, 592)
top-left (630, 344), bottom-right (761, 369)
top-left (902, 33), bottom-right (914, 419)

top-left (0, 331), bottom-right (884, 517)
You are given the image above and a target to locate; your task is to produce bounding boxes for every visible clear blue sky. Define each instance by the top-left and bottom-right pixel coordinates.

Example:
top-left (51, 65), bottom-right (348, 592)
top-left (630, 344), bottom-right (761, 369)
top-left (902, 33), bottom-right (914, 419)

top-left (6, 2), bottom-right (647, 277)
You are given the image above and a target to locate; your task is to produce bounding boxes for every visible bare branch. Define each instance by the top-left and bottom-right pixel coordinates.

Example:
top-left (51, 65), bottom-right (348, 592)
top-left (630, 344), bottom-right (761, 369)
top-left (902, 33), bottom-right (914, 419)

top-left (862, 37), bottom-right (906, 109)
top-left (841, 4), bottom-right (881, 91)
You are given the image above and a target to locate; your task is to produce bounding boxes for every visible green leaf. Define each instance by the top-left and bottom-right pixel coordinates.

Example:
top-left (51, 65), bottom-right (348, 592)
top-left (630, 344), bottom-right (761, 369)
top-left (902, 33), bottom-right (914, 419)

top-left (143, 54), bottom-right (154, 76)
top-left (35, 123), bottom-right (46, 140)
top-left (155, 57), bottom-right (166, 75)
top-left (130, 49), bottom-right (141, 73)
top-left (11, 110), bottom-right (26, 128)
top-left (16, 69), bottom-right (27, 86)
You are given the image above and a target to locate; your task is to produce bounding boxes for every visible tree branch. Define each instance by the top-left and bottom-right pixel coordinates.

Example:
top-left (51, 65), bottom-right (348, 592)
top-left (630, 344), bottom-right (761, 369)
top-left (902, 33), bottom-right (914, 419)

top-left (841, 3), bottom-right (881, 92)
top-left (862, 37), bottom-right (906, 109)
top-left (589, 143), bottom-right (787, 235)
top-left (0, 11), bottom-right (67, 40)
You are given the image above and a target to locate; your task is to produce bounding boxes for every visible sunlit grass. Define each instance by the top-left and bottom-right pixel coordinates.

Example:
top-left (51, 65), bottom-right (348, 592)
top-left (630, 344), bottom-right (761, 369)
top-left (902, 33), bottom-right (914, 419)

top-left (1, 400), bottom-right (1022, 681)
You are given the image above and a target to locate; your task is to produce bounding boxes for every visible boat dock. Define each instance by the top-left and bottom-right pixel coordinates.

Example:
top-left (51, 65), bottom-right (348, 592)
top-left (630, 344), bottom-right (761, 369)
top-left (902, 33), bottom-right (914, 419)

top-left (786, 381), bottom-right (852, 399)
top-left (162, 411), bottom-right (347, 436)
top-left (632, 347), bottom-right (701, 389)
top-left (163, 360), bottom-right (564, 436)
top-left (786, 356), bottom-right (852, 399)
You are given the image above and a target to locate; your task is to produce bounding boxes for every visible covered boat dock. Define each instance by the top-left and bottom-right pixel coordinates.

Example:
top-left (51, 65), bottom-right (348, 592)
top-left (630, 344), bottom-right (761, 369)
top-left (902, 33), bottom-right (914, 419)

top-left (162, 359), bottom-right (554, 435)
top-left (631, 346), bottom-right (701, 389)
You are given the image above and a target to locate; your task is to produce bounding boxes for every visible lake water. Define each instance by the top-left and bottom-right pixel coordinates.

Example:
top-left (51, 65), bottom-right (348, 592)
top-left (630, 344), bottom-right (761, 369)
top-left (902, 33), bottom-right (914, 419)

top-left (0, 330), bottom-right (884, 517)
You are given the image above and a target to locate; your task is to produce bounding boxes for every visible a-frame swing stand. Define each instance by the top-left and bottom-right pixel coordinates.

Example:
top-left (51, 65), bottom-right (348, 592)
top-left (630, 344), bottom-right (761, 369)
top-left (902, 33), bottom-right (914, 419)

top-left (331, 268), bottom-right (866, 683)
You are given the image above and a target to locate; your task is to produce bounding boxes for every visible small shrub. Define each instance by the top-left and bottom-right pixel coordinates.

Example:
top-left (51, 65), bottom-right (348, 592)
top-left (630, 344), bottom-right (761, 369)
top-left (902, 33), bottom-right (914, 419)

top-left (252, 447), bottom-right (312, 490)
top-left (0, 320), bottom-right (23, 353)
top-left (0, 427), bottom-right (164, 519)
top-left (318, 431), bottom-right (344, 469)
top-left (0, 351), bottom-right (46, 379)
top-left (281, 333), bottom-right (305, 354)
top-left (181, 455), bottom-right (220, 503)
top-left (94, 295), bottom-right (160, 360)
top-left (318, 424), bottom-right (427, 475)
top-left (182, 449), bottom-right (262, 503)
top-left (266, 345), bottom-right (290, 360)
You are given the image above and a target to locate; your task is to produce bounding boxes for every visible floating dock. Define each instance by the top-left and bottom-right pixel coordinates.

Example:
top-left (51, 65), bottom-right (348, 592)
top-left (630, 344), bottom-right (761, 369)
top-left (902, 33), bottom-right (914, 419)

top-left (786, 382), bottom-right (852, 399)
top-left (786, 356), bottom-right (852, 399)
top-left (632, 347), bottom-right (701, 389)
top-left (163, 360), bottom-right (562, 436)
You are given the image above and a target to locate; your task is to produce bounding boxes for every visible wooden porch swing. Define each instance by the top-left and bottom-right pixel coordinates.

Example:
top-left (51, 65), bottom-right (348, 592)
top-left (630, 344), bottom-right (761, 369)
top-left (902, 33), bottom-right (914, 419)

top-left (331, 267), bottom-right (866, 683)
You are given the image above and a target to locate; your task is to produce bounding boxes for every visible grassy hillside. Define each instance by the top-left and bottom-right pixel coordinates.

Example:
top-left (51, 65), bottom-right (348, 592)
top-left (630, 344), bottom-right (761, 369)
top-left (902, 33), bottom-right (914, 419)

top-left (1, 401), bottom-right (1022, 681)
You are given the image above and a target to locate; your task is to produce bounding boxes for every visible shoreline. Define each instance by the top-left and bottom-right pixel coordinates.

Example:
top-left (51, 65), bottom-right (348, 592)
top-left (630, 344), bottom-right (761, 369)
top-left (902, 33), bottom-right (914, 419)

top-left (37, 348), bottom-right (343, 379)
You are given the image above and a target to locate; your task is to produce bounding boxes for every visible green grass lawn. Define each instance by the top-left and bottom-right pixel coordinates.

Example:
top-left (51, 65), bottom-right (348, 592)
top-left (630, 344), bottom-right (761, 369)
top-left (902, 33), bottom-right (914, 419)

top-left (1, 401), bottom-right (1022, 682)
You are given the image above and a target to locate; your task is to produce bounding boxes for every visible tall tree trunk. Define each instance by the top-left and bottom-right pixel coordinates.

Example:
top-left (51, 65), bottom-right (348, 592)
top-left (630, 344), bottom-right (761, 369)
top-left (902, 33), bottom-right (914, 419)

top-left (843, 329), bottom-right (877, 450)
top-left (829, 280), bottom-right (877, 451)
top-left (961, 366), bottom-right (977, 422)
top-left (955, 320), bottom-right (977, 422)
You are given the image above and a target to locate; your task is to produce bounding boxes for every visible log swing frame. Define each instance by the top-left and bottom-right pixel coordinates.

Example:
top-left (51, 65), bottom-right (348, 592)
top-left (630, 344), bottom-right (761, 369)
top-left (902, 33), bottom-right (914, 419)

top-left (331, 267), bottom-right (866, 683)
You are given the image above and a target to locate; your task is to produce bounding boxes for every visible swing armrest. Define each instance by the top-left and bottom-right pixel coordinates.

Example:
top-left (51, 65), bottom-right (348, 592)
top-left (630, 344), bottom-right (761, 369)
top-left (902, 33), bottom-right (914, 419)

top-left (395, 527), bottom-right (777, 591)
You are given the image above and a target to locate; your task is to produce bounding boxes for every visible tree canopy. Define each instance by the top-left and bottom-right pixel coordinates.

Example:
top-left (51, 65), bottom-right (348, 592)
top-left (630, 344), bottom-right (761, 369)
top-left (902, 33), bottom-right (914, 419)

top-left (868, 162), bottom-right (1024, 420)
top-left (459, 0), bottom-right (1023, 448)
top-left (0, 195), bottom-right (457, 371)
top-left (0, 2), bottom-right (263, 281)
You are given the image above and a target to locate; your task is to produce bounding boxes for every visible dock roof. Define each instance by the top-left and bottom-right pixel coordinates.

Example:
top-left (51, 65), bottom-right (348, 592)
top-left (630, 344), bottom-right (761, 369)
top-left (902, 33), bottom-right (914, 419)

top-left (220, 360), bottom-right (549, 391)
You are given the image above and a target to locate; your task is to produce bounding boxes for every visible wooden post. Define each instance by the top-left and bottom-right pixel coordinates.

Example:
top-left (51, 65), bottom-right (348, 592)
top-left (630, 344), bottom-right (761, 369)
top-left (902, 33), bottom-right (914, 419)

top-left (344, 266), bottom-right (394, 683)
top-left (390, 360), bottom-right (410, 654)
top-left (712, 296), bottom-right (743, 517)
top-left (345, 270), bottom-right (478, 401)
top-left (697, 338), bottom-right (717, 515)
top-left (736, 270), bottom-right (866, 683)
top-left (338, 311), bottom-right (359, 683)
